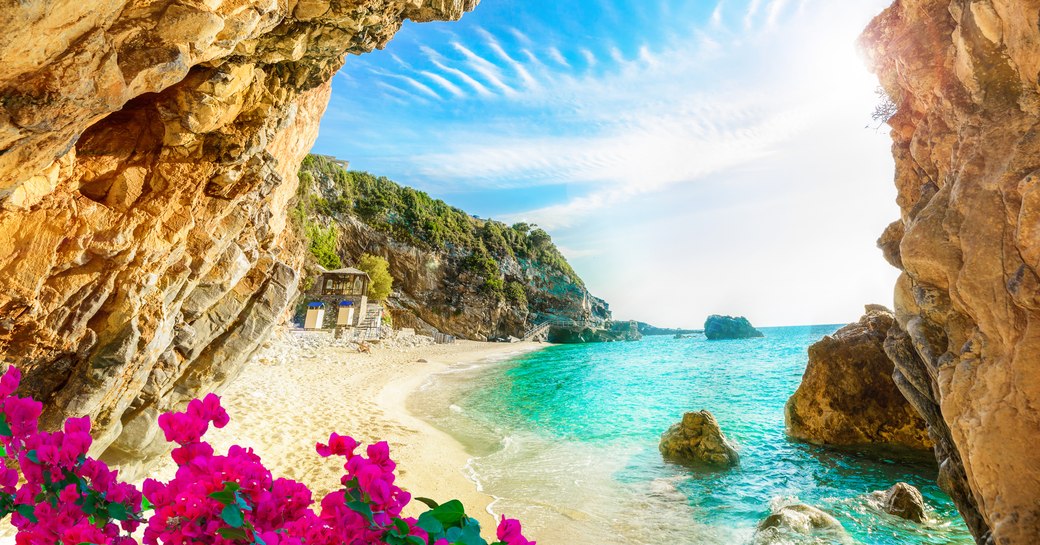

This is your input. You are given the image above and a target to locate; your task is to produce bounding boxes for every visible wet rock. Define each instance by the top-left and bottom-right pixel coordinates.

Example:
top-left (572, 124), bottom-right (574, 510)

top-left (785, 306), bottom-right (931, 449)
top-left (659, 410), bottom-right (739, 468)
top-left (753, 501), bottom-right (852, 544)
top-left (873, 482), bottom-right (927, 523)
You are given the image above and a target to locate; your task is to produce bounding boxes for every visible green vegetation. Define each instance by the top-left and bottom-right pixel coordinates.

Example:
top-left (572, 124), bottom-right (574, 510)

top-left (357, 253), bottom-right (394, 301)
top-left (306, 224), bottom-right (341, 269)
top-left (295, 154), bottom-right (582, 292)
top-left (506, 281), bottom-right (528, 307)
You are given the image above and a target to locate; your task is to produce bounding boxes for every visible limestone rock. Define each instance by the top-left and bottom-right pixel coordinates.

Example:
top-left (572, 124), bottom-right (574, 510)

top-left (872, 482), bottom-right (927, 523)
top-left (703, 315), bottom-right (764, 340)
top-left (0, 0), bottom-right (477, 477)
top-left (785, 305), bottom-right (931, 449)
top-left (753, 502), bottom-right (852, 545)
top-left (659, 410), bottom-right (739, 468)
top-left (862, 1), bottom-right (1040, 541)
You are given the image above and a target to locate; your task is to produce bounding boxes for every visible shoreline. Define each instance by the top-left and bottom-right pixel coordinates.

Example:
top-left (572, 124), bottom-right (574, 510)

top-left (146, 332), bottom-right (548, 532)
top-left (376, 340), bottom-right (547, 528)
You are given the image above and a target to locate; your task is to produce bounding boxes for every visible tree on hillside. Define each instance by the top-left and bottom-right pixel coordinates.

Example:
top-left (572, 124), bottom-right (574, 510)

top-left (357, 253), bottom-right (393, 301)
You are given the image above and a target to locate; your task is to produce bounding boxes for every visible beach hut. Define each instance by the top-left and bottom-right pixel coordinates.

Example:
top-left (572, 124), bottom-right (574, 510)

top-left (304, 302), bottom-right (325, 330)
top-left (304, 267), bottom-right (372, 329)
top-left (337, 300), bottom-right (355, 326)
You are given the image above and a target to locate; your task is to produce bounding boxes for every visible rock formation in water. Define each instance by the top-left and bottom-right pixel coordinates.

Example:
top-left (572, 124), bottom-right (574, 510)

top-left (0, 0), bottom-right (476, 476)
top-left (659, 410), bottom-right (739, 468)
top-left (785, 305), bottom-right (931, 449)
top-left (862, 1), bottom-right (1040, 542)
top-left (295, 155), bottom-right (612, 340)
top-left (872, 482), bottom-right (928, 523)
top-left (546, 320), bottom-right (642, 343)
top-left (633, 322), bottom-right (702, 336)
top-left (703, 315), bottom-right (764, 340)
top-left (753, 502), bottom-right (852, 545)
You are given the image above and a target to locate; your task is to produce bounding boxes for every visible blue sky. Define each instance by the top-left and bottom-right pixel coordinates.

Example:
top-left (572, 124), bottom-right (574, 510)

top-left (312, 0), bottom-right (900, 328)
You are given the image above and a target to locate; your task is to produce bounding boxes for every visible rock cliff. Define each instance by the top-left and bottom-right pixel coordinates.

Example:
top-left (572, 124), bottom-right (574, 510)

top-left (863, 1), bottom-right (1040, 542)
top-left (295, 155), bottom-right (612, 340)
top-left (0, 0), bottom-right (476, 475)
top-left (785, 306), bottom-right (931, 449)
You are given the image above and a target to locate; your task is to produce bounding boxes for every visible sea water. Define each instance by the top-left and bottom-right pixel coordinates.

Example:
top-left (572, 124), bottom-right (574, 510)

top-left (409, 326), bottom-right (973, 544)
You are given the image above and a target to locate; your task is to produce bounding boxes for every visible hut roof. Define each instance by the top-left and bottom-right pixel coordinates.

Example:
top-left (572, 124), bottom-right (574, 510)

top-left (323, 267), bottom-right (369, 278)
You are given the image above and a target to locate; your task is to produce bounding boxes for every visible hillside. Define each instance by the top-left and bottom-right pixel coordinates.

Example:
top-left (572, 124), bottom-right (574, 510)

top-left (291, 154), bottom-right (612, 340)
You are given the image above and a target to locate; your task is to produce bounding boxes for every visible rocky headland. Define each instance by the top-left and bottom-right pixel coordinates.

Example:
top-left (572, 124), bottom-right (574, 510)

top-left (863, 0), bottom-right (1040, 541)
top-left (703, 315), bottom-right (764, 340)
top-left (785, 306), bottom-right (931, 449)
top-left (295, 155), bottom-right (614, 341)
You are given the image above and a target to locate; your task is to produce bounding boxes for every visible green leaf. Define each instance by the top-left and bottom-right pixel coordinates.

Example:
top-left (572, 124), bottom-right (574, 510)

top-left (15, 504), bottom-right (36, 523)
top-left (346, 500), bottom-right (374, 523)
top-left (389, 517), bottom-right (410, 537)
top-left (221, 504), bottom-right (245, 528)
top-left (217, 528), bottom-right (249, 541)
top-left (252, 530), bottom-right (267, 545)
top-left (405, 536), bottom-right (425, 545)
top-left (0, 445), bottom-right (6, 458)
top-left (416, 512), bottom-right (444, 535)
top-left (142, 495), bottom-right (154, 512)
top-left (234, 492), bottom-right (252, 512)
top-left (455, 525), bottom-right (488, 545)
top-left (25, 450), bottom-right (39, 464)
top-left (106, 502), bottom-right (128, 521)
top-left (430, 499), bottom-right (466, 526)
top-left (413, 496), bottom-right (440, 510)
top-left (0, 415), bottom-right (11, 437)
top-left (209, 481), bottom-right (241, 505)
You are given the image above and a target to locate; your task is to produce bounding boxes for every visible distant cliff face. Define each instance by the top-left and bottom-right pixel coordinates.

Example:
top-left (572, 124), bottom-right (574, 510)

top-left (296, 156), bottom-right (611, 340)
top-left (0, 0), bottom-right (476, 474)
top-left (863, 1), bottom-right (1040, 542)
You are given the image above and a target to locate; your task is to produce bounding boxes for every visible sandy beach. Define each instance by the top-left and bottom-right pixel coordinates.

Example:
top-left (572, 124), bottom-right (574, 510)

top-left (149, 332), bottom-right (546, 530)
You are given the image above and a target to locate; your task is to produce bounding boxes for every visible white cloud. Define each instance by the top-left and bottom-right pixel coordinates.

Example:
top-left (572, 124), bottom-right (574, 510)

top-left (711, 1), bottom-right (724, 28)
top-left (547, 46), bottom-right (571, 68)
top-left (451, 42), bottom-right (517, 95)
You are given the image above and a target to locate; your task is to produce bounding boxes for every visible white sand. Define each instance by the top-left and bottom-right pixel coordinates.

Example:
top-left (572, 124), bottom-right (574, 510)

top-left (150, 334), bottom-right (546, 530)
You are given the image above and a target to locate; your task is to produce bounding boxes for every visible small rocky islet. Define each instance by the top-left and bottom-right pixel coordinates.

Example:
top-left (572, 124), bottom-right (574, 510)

top-left (703, 315), bottom-right (765, 340)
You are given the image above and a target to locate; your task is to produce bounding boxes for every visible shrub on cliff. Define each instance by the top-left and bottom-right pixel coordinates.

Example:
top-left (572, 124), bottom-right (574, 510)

top-left (307, 224), bottom-right (342, 270)
top-left (0, 367), bottom-right (533, 545)
top-left (358, 253), bottom-right (393, 301)
top-left (506, 282), bottom-right (527, 307)
top-left (296, 155), bottom-right (582, 287)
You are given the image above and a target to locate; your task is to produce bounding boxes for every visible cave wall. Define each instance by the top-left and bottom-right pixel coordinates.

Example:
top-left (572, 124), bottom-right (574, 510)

top-left (0, 0), bottom-right (476, 476)
top-left (863, 1), bottom-right (1040, 543)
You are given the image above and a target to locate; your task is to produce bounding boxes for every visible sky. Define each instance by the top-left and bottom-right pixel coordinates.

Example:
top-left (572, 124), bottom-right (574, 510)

top-left (312, 0), bottom-right (901, 328)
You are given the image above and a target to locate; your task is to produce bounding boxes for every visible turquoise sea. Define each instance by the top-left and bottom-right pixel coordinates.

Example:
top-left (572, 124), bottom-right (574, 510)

top-left (409, 326), bottom-right (974, 545)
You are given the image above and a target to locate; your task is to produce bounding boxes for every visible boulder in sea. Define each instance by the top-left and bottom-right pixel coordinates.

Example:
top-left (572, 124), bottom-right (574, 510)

top-left (659, 410), bottom-right (739, 468)
top-left (703, 315), bottom-right (764, 340)
top-left (784, 305), bottom-right (931, 449)
top-left (872, 482), bottom-right (927, 523)
top-left (753, 501), bottom-right (852, 544)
